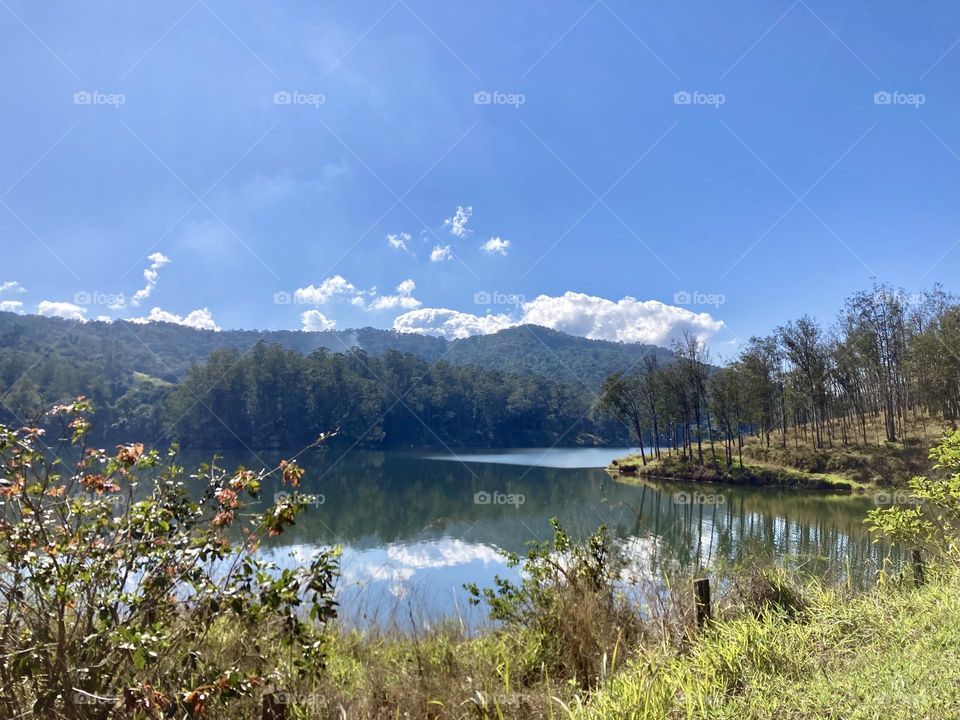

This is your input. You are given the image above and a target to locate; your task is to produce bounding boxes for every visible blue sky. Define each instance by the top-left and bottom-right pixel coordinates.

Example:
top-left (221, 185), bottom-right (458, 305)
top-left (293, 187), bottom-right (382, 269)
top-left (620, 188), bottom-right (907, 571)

top-left (0, 1), bottom-right (957, 354)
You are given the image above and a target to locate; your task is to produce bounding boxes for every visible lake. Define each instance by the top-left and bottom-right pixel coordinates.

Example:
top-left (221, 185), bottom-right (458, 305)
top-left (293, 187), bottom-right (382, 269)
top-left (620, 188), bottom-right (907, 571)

top-left (211, 446), bottom-right (902, 631)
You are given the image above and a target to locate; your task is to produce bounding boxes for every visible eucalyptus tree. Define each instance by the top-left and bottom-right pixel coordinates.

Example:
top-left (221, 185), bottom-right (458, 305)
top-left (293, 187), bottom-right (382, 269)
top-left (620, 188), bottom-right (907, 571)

top-left (598, 370), bottom-right (649, 463)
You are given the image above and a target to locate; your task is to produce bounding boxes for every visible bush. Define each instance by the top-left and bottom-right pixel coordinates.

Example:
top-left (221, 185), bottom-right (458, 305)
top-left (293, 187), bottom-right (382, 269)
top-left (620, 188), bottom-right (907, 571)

top-left (867, 429), bottom-right (960, 567)
top-left (0, 399), bottom-right (339, 717)
top-left (466, 519), bottom-right (644, 689)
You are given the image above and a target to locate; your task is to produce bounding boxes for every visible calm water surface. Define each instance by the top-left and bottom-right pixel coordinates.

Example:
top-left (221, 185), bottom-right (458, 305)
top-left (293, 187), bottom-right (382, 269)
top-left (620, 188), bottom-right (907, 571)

top-left (208, 447), bottom-right (901, 630)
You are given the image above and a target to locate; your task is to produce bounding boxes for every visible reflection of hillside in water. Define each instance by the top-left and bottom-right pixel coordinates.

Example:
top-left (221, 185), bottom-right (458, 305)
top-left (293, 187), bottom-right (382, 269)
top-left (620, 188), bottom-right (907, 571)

top-left (189, 448), bottom-right (904, 588)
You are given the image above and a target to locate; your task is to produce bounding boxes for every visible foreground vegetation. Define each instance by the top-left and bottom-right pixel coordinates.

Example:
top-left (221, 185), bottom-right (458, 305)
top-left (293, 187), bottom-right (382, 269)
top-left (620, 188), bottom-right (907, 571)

top-left (4, 400), bottom-right (960, 717)
top-left (577, 572), bottom-right (960, 719)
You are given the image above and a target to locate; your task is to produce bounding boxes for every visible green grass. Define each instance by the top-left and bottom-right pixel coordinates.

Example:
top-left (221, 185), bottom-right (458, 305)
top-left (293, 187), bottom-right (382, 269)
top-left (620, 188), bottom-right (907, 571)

top-left (252, 570), bottom-right (960, 719)
top-left (607, 455), bottom-right (856, 492)
top-left (574, 575), bottom-right (960, 719)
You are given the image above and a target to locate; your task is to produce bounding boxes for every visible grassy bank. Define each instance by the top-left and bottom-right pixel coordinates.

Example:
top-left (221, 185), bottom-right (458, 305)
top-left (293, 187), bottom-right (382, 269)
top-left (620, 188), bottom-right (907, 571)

top-left (608, 415), bottom-right (950, 490)
top-left (575, 572), bottom-right (960, 719)
top-left (248, 569), bottom-right (959, 719)
top-left (608, 454), bottom-right (856, 492)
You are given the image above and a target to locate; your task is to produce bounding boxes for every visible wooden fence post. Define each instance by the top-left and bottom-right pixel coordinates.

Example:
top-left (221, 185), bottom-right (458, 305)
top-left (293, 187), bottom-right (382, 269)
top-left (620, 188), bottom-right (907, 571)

top-left (694, 577), bottom-right (711, 628)
top-left (912, 549), bottom-right (925, 587)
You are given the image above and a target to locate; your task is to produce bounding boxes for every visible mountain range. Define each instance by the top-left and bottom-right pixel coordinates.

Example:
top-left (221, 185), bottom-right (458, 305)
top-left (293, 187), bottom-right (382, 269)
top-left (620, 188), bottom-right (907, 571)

top-left (0, 311), bottom-right (673, 391)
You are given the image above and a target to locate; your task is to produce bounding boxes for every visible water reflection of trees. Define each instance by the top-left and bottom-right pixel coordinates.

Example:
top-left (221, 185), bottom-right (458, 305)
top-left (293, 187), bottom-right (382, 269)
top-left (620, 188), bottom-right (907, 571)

top-left (620, 479), bottom-right (901, 585)
top-left (197, 450), bottom-right (899, 587)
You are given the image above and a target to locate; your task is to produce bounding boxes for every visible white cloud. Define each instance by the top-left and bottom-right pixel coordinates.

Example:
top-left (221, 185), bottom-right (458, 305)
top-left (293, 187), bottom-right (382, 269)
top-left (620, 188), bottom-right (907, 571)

top-left (0, 281), bottom-right (26, 294)
top-left (130, 252), bottom-right (170, 307)
top-left (37, 300), bottom-right (87, 321)
top-left (301, 309), bottom-right (336, 331)
top-left (443, 205), bottom-right (472, 237)
top-left (392, 307), bottom-right (514, 340)
top-left (393, 291), bottom-right (724, 345)
top-left (129, 307), bottom-right (220, 331)
top-left (481, 237), bottom-right (510, 255)
top-left (368, 279), bottom-right (421, 311)
top-left (430, 245), bottom-right (453, 262)
top-left (294, 275), bottom-right (362, 305)
top-left (387, 232), bottom-right (411, 253)
top-left (0, 300), bottom-right (24, 313)
top-left (521, 293), bottom-right (723, 345)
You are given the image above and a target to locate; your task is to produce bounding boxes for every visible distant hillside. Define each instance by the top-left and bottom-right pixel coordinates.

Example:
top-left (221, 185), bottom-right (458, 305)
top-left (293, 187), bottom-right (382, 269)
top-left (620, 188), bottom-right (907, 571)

top-left (443, 325), bottom-right (673, 388)
top-left (0, 312), bottom-right (673, 389)
top-left (0, 312), bottom-right (661, 448)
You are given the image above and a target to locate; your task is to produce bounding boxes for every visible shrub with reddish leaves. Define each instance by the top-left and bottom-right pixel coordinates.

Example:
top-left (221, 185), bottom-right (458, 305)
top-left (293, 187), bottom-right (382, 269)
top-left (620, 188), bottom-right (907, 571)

top-left (0, 399), bottom-right (339, 718)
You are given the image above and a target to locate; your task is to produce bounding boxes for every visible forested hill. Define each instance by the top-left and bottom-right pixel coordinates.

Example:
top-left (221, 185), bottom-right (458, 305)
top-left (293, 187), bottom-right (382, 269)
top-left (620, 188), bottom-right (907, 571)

top-left (0, 311), bottom-right (668, 448)
top-left (443, 325), bottom-right (673, 387)
top-left (0, 311), bottom-right (671, 388)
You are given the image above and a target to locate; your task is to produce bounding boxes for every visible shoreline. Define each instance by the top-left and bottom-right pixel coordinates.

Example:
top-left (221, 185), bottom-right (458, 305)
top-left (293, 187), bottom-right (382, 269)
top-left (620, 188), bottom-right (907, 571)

top-left (606, 454), bottom-right (860, 493)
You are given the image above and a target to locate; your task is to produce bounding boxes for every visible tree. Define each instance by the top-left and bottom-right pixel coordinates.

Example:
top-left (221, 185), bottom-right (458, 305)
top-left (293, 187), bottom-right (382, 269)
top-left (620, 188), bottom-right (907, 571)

top-left (598, 371), bottom-right (648, 464)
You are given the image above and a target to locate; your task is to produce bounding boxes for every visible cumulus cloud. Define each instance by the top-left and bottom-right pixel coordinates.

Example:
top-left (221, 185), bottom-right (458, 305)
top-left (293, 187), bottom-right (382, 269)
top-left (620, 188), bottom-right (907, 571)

top-left (37, 300), bottom-right (87, 321)
top-left (368, 279), bottom-right (421, 311)
top-left (430, 245), bottom-right (453, 262)
top-left (387, 232), bottom-right (411, 253)
top-left (129, 307), bottom-right (219, 331)
top-left (393, 291), bottom-right (724, 345)
top-left (301, 309), bottom-right (336, 332)
top-left (0, 300), bottom-right (24, 313)
top-left (521, 293), bottom-right (723, 344)
top-left (443, 206), bottom-right (472, 237)
top-left (392, 308), bottom-right (514, 340)
top-left (130, 252), bottom-right (170, 307)
top-left (481, 237), bottom-right (510, 255)
top-left (0, 281), bottom-right (26, 294)
top-left (294, 275), bottom-right (363, 305)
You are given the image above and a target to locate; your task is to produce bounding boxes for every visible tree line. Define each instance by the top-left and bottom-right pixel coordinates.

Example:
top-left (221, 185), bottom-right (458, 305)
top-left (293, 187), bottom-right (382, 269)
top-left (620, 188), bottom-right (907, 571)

top-left (162, 344), bottom-right (627, 449)
top-left (598, 283), bottom-right (960, 467)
